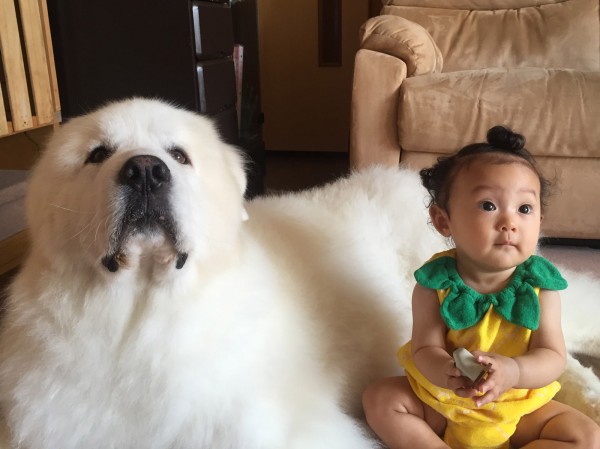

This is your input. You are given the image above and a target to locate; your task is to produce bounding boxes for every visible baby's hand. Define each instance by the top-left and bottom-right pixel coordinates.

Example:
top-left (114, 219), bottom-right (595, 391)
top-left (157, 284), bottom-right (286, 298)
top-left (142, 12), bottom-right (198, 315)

top-left (470, 351), bottom-right (520, 407)
top-left (444, 359), bottom-right (478, 396)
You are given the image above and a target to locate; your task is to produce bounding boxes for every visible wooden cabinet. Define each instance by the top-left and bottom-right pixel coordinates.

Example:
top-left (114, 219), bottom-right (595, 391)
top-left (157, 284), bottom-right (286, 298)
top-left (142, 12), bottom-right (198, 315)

top-left (0, 0), bottom-right (61, 137)
top-left (47, 0), bottom-right (238, 140)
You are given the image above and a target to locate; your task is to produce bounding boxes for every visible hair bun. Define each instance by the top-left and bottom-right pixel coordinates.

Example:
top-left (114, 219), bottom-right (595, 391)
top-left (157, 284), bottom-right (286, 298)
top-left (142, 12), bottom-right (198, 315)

top-left (486, 125), bottom-right (525, 152)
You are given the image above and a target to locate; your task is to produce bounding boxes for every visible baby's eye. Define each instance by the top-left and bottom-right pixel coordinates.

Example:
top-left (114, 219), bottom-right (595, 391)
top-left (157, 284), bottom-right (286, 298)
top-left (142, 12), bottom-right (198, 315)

top-left (480, 201), bottom-right (496, 212)
top-left (519, 204), bottom-right (533, 214)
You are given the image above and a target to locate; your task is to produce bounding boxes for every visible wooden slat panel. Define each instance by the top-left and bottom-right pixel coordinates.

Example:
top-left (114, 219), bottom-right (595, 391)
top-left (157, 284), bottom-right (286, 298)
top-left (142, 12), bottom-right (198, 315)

top-left (0, 82), bottom-right (9, 136)
top-left (37, 0), bottom-right (60, 113)
top-left (0, 0), bottom-right (33, 131)
top-left (18, 0), bottom-right (54, 126)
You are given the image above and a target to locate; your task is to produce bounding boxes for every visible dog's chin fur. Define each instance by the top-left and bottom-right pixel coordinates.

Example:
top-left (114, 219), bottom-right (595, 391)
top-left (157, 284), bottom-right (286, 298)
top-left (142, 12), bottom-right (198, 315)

top-left (1, 98), bottom-right (599, 449)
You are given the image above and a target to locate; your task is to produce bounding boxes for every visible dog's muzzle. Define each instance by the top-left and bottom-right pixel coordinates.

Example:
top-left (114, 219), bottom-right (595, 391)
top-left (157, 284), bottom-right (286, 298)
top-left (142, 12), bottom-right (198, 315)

top-left (101, 155), bottom-right (188, 272)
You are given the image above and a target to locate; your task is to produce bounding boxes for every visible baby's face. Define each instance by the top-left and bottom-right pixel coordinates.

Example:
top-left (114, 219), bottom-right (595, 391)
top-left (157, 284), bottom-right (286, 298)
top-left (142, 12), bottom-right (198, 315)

top-left (444, 160), bottom-right (542, 275)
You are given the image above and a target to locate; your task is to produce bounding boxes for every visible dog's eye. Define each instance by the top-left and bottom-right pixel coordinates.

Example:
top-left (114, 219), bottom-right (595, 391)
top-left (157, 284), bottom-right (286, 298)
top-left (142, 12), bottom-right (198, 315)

top-left (85, 146), bottom-right (112, 164)
top-left (169, 147), bottom-right (190, 165)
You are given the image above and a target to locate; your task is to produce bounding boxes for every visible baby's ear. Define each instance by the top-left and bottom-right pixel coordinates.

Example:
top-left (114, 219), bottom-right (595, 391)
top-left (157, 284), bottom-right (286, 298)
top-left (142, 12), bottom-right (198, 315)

top-left (429, 205), bottom-right (451, 237)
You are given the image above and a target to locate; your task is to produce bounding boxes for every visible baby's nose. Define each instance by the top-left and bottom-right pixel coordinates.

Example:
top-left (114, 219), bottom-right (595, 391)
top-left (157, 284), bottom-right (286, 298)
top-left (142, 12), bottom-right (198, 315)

top-left (498, 214), bottom-right (517, 232)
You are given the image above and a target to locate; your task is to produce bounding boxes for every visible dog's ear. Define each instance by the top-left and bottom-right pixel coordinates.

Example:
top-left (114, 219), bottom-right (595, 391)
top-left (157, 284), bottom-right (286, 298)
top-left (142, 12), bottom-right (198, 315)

top-left (223, 146), bottom-right (250, 221)
top-left (223, 144), bottom-right (248, 198)
top-left (225, 147), bottom-right (248, 197)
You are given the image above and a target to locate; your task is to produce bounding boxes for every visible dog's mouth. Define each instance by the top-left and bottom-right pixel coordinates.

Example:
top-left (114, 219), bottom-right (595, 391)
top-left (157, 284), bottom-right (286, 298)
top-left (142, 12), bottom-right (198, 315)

top-left (101, 155), bottom-right (188, 273)
top-left (101, 207), bottom-right (188, 273)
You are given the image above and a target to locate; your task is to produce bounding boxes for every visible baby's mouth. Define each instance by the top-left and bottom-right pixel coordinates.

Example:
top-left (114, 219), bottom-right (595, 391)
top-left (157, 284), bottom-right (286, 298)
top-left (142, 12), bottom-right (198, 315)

top-left (495, 241), bottom-right (516, 247)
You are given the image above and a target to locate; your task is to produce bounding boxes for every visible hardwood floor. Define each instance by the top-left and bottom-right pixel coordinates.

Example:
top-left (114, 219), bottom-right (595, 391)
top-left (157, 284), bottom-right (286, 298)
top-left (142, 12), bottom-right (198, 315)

top-left (262, 150), bottom-right (349, 194)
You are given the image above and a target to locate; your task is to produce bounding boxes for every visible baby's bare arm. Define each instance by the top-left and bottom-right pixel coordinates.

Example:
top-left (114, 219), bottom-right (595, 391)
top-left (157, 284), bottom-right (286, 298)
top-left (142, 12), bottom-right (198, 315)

top-left (514, 289), bottom-right (566, 387)
top-left (411, 284), bottom-right (471, 390)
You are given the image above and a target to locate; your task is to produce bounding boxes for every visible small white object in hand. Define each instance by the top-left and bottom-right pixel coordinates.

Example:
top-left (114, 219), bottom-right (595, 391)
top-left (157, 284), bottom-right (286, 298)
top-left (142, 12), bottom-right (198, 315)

top-left (453, 347), bottom-right (487, 383)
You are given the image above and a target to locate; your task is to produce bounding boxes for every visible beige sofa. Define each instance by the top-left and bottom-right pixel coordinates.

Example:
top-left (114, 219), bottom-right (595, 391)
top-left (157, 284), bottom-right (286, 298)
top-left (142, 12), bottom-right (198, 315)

top-left (350, 0), bottom-right (600, 240)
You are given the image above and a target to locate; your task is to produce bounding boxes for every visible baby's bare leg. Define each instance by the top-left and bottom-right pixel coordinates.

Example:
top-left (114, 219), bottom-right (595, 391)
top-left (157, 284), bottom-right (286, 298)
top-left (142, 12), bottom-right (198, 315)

top-left (362, 376), bottom-right (448, 449)
top-left (511, 400), bottom-right (600, 448)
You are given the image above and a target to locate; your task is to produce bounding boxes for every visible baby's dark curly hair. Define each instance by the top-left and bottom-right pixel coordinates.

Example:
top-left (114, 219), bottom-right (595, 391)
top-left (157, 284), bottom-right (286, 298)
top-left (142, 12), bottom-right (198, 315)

top-left (419, 125), bottom-right (551, 212)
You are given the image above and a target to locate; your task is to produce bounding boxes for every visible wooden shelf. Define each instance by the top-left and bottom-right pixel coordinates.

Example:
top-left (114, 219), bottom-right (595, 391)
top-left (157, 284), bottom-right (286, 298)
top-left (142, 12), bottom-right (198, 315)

top-left (0, 0), bottom-right (61, 137)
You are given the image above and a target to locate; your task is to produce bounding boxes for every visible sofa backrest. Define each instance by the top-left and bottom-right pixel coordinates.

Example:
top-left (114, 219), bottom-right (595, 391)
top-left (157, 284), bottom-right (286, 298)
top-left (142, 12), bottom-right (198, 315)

top-left (381, 0), bottom-right (600, 72)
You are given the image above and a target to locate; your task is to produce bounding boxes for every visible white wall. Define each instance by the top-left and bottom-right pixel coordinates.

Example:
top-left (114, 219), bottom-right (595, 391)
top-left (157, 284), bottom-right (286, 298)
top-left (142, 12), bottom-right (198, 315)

top-left (257, 0), bottom-right (369, 152)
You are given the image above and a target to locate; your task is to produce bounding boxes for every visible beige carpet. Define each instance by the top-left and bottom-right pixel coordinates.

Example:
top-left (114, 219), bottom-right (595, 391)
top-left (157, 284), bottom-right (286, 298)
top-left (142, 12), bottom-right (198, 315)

top-left (539, 244), bottom-right (600, 276)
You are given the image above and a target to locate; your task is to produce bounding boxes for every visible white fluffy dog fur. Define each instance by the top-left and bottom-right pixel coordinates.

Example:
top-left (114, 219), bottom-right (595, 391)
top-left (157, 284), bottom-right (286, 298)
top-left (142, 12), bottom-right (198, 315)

top-left (0, 98), bottom-right (598, 449)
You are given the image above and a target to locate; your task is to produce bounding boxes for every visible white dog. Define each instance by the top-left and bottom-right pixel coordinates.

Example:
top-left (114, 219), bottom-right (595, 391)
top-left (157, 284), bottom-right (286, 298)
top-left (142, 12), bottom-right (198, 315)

top-left (0, 98), bottom-right (598, 449)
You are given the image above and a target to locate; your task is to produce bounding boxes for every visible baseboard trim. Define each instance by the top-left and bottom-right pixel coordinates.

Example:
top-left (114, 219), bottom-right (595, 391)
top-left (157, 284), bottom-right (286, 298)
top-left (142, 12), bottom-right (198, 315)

top-left (540, 238), bottom-right (600, 249)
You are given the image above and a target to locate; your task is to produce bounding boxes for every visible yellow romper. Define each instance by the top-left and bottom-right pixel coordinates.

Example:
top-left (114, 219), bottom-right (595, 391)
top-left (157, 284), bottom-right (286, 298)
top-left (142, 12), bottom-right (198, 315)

top-left (398, 250), bottom-right (568, 449)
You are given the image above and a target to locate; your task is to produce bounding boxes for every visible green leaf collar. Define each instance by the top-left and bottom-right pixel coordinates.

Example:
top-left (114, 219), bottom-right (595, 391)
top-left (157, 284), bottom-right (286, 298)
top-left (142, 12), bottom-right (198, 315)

top-left (414, 253), bottom-right (567, 330)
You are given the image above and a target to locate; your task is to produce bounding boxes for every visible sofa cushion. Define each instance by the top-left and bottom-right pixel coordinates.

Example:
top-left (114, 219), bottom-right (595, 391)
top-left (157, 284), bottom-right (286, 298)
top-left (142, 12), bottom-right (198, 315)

top-left (397, 67), bottom-right (600, 158)
top-left (381, 0), bottom-right (600, 72)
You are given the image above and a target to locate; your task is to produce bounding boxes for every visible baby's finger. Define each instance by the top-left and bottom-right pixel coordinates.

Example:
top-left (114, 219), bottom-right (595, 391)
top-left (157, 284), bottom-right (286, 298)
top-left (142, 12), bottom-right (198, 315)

top-left (448, 375), bottom-right (475, 391)
top-left (473, 353), bottom-right (494, 366)
top-left (446, 365), bottom-right (463, 377)
top-left (473, 386), bottom-right (500, 407)
top-left (454, 387), bottom-right (478, 398)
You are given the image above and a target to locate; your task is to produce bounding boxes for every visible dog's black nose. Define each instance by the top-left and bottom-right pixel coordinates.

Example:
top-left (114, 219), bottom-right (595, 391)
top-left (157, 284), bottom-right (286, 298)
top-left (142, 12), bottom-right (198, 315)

top-left (118, 155), bottom-right (171, 192)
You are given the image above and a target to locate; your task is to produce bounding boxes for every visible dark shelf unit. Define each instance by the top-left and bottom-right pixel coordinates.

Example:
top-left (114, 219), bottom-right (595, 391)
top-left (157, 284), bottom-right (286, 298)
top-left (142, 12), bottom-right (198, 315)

top-left (47, 0), bottom-right (265, 197)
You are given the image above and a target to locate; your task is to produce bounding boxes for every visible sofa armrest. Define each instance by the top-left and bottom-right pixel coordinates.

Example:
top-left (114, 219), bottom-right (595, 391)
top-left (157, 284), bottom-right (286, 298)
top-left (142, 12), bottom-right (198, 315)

top-left (350, 49), bottom-right (408, 170)
top-left (359, 15), bottom-right (443, 76)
